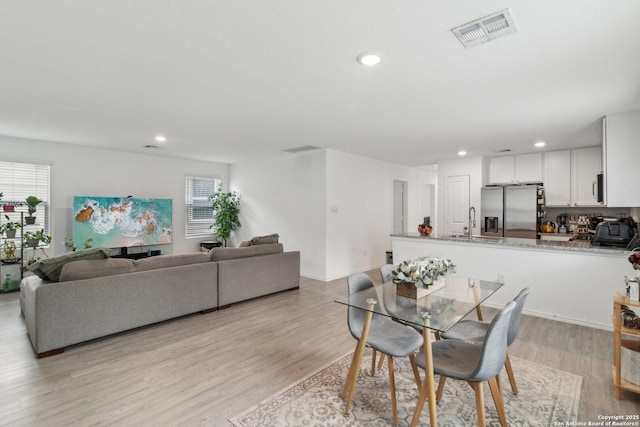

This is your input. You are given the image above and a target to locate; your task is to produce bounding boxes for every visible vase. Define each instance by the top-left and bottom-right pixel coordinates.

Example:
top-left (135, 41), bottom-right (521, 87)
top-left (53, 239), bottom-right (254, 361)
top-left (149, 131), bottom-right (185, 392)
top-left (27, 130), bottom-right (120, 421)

top-left (396, 278), bottom-right (445, 299)
top-left (5, 230), bottom-right (16, 239)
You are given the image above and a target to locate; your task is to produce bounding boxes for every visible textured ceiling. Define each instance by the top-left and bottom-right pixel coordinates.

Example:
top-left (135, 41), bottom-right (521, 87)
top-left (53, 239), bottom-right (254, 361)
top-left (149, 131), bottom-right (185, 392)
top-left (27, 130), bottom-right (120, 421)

top-left (1, 1), bottom-right (639, 166)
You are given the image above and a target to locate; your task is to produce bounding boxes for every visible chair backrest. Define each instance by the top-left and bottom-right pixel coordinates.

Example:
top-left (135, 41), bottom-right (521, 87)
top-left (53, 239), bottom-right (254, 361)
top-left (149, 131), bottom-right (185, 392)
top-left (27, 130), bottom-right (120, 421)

top-left (507, 287), bottom-right (531, 346)
top-left (346, 273), bottom-right (375, 339)
top-left (470, 300), bottom-right (515, 382)
top-left (379, 264), bottom-right (394, 283)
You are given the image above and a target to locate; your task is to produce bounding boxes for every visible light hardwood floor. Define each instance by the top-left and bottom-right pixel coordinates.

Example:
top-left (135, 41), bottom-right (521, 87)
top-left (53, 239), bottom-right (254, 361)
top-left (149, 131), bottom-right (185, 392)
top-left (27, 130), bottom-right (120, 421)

top-left (1, 272), bottom-right (638, 426)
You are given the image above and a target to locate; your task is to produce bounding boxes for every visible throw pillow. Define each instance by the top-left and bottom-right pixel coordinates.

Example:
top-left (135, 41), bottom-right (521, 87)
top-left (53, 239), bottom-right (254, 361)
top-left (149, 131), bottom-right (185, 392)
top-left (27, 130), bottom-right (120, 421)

top-left (28, 247), bottom-right (112, 282)
top-left (250, 233), bottom-right (279, 246)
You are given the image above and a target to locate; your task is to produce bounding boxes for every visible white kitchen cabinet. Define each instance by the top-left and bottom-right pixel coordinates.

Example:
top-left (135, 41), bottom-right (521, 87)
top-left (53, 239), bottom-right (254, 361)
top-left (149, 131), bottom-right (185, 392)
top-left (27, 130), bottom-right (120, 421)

top-left (489, 153), bottom-right (542, 185)
top-left (604, 111), bottom-right (640, 207)
top-left (542, 147), bottom-right (602, 207)
top-left (571, 146), bottom-right (602, 206)
top-left (515, 153), bottom-right (543, 183)
top-left (543, 150), bottom-right (571, 206)
top-left (489, 156), bottom-right (515, 184)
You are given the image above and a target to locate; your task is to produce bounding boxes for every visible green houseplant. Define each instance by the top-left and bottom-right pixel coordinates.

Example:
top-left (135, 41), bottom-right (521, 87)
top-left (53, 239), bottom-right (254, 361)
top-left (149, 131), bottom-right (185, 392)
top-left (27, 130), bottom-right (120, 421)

top-left (1, 240), bottom-right (18, 262)
top-left (1, 214), bottom-right (22, 238)
top-left (209, 185), bottom-right (240, 247)
top-left (24, 229), bottom-right (51, 248)
top-left (25, 196), bottom-right (43, 224)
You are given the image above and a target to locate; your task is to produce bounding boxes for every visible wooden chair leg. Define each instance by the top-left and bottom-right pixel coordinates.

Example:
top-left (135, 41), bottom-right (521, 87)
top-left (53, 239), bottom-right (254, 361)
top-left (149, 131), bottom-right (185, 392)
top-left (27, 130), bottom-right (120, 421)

top-left (387, 355), bottom-right (399, 425)
top-left (488, 376), bottom-right (508, 427)
top-left (340, 341), bottom-right (360, 398)
top-left (408, 354), bottom-right (422, 391)
top-left (378, 352), bottom-right (385, 370)
top-left (371, 349), bottom-right (377, 376)
top-left (504, 353), bottom-right (518, 394)
top-left (469, 382), bottom-right (486, 427)
top-left (435, 375), bottom-right (447, 402)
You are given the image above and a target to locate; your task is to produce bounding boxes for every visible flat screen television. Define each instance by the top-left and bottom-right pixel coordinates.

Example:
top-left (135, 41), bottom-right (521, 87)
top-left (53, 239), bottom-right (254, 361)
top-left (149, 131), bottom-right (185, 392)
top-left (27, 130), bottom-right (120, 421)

top-left (73, 196), bottom-right (172, 249)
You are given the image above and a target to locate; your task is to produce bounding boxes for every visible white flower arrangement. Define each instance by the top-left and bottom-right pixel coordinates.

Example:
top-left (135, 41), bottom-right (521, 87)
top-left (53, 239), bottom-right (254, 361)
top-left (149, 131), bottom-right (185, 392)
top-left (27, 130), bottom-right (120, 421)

top-left (391, 256), bottom-right (456, 289)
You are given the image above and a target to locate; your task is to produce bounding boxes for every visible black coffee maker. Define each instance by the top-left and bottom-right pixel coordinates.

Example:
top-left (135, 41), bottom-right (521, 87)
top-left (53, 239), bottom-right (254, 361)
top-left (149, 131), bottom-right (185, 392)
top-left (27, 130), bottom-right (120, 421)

top-left (556, 213), bottom-right (569, 233)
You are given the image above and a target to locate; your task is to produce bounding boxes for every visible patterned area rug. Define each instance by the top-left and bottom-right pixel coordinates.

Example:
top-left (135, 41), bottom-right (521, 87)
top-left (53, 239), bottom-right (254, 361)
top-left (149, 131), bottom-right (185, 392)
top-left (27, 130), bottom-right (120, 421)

top-left (229, 350), bottom-right (581, 427)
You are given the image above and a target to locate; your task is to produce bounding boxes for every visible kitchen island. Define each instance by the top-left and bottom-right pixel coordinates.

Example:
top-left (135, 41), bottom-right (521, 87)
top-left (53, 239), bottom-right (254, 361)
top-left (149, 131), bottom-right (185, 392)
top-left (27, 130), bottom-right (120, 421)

top-left (391, 233), bottom-right (632, 329)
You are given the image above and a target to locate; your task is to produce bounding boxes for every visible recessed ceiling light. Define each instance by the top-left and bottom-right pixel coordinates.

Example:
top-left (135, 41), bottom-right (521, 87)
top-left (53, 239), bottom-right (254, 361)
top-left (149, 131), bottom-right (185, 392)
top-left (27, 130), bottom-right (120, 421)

top-left (356, 52), bottom-right (381, 66)
top-left (155, 135), bottom-right (167, 143)
top-left (534, 141), bottom-right (546, 148)
top-left (458, 150), bottom-right (467, 156)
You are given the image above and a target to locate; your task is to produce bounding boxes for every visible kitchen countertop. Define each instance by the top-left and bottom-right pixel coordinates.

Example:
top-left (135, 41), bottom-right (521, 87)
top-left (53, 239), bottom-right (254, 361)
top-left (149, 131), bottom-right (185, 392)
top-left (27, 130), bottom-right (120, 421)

top-left (391, 232), bottom-right (631, 255)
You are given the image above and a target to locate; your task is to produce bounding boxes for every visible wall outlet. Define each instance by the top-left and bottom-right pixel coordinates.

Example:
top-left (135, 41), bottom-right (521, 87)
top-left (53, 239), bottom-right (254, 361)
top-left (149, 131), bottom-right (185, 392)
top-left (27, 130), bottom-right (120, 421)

top-left (497, 273), bottom-right (505, 284)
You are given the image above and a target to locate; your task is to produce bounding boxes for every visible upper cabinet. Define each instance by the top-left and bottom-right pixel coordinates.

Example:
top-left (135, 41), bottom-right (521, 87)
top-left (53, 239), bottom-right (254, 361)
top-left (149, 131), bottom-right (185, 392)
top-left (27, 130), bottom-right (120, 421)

top-left (571, 146), bottom-right (602, 206)
top-left (489, 153), bottom-right (542, 185)
top-left (543, 150), bottom-right (571, 206)
top-left (543, 147), bottom-right (602, 207)
top-left (604, 111), bottom-right (640, 207)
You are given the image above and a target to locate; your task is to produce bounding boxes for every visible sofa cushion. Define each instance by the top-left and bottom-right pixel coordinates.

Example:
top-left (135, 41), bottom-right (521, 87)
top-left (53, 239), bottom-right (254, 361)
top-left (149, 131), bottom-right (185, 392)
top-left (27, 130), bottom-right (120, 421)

top-left (29, 247), bottom-right (112, 282)
top-left (59, 258), bottom-right (136, 282)
top-left (209, 243), bottom-right (283, 261)
top-left (133, 253), bottom-right (210, 272)
top-left (250, 233), bottom-right (279, 245)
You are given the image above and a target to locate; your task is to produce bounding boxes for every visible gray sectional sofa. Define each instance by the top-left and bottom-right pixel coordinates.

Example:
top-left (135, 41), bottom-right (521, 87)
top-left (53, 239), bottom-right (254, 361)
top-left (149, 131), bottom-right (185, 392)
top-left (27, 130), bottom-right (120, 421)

top-left (20, 243), bottom-right (300, 357)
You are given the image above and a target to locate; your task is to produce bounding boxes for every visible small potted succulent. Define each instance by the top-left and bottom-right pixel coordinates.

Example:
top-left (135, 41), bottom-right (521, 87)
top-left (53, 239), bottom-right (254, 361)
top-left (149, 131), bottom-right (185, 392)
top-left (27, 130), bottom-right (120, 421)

top-left (25, 196), bottom-right (42, 225)
top-left (1, 215), bottom-right (22, 238)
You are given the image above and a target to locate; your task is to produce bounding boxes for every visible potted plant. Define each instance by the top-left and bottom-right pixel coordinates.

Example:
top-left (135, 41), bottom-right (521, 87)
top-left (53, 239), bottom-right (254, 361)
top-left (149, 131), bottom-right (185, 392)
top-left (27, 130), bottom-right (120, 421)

top-left (25, 196), bottom-right (42, 224)
top-left (64, 236), bottom-right (94, 252)
top-left (24, 229), bottom-right (51, 248)
top-left (1, 215), bottom-right (22, 238)
top-left (1, 240), bottom-right (19, 262)
top-left (209, 185), bottom-right (241, 247)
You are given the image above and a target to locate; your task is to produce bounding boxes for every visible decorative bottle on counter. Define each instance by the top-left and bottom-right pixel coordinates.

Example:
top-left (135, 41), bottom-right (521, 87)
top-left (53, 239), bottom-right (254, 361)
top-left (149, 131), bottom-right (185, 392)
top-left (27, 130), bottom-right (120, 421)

top-left (626, 275), bottom-right (640, 301)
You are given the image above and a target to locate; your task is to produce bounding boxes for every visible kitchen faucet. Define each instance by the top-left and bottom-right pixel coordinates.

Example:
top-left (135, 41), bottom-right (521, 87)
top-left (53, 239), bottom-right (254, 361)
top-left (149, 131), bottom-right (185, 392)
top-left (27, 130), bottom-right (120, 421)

top-left (468, 206), bottom-right (476, 237)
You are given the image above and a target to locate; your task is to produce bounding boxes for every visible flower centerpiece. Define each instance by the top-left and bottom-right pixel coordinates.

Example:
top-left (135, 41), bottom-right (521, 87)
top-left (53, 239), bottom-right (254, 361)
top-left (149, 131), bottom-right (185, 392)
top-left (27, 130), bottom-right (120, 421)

top-left (391, 256), bottom-right (456, 299)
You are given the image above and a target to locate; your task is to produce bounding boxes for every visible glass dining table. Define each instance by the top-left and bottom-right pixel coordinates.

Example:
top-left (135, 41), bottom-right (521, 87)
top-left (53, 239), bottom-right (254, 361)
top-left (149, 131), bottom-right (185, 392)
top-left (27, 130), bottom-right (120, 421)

top-left (335, 275), bottom-right (504, 427)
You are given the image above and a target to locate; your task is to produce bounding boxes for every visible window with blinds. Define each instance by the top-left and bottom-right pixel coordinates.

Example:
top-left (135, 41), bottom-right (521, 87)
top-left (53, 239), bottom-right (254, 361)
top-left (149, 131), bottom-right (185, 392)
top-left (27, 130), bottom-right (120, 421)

top-left (184, 176), bottom-right (220, 237)
top-left (0, 161), bottom-right (50, 234)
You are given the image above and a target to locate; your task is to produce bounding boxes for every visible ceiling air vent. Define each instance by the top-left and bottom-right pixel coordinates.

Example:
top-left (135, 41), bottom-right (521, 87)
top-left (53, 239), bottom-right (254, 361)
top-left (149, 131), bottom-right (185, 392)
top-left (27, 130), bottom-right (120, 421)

top-left (451, 9), bottom-right (517, 49)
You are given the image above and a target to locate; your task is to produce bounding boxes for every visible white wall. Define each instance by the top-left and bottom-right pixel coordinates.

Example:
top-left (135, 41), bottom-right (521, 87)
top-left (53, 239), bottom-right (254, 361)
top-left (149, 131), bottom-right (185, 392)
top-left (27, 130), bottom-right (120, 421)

top-left (230, 149), bottom-right (327, 280)
top-left (324, 149), bottom-right (424, 281)
top-left (231, 148), bottom-right (426, 281)
top-left (0, 135), bottom-right (229, 256)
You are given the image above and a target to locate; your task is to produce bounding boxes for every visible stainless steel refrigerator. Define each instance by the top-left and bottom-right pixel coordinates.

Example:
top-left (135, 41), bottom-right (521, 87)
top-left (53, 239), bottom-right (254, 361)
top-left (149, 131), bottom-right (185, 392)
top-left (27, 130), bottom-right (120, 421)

top-left (481, 185), bottom-right (544, 239)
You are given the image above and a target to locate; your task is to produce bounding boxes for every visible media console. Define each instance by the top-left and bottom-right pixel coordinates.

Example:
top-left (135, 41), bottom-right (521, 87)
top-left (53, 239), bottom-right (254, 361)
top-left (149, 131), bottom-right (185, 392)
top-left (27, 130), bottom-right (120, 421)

top-left (111, 247), bottom-right (162, 260)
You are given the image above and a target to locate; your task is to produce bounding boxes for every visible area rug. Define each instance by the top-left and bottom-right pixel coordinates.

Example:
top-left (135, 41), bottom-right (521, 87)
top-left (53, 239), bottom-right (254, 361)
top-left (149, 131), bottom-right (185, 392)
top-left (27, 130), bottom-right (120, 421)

top-left (229, 350), bottom-right (582, 426)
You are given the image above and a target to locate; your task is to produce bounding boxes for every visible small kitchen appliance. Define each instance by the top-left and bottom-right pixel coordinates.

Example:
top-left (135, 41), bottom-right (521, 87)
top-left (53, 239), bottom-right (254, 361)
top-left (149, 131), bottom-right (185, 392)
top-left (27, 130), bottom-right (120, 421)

top-left (591, 220), bottom-right (635, 247)
top-left (556, 213), bottom-right (569, 233)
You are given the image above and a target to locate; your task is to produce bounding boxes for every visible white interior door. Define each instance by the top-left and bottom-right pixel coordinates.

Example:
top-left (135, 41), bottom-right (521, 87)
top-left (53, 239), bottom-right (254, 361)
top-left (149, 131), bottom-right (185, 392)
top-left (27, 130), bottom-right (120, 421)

top-left (393, 180), bottom-right (408, 234)
top-left (444, 175), bottom-right (469, 235)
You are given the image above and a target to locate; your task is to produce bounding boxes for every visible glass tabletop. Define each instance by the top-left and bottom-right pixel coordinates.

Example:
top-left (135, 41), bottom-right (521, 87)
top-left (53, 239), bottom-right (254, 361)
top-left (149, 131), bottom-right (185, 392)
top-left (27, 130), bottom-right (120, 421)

top-left (335, 275), bottom-right (503, 332)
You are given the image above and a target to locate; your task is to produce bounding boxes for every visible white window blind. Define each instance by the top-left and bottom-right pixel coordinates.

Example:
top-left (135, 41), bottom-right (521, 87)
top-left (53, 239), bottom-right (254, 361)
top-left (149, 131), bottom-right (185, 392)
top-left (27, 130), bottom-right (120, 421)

top-left (185, 176), bottom-right (220, 237)
top-left (0, 161), bottom-right (50, 234)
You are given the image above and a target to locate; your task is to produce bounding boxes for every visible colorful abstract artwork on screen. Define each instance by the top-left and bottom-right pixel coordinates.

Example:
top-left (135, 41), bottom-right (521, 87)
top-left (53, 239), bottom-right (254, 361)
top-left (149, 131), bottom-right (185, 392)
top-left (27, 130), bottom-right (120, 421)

top-left (73, 196), bottom-right (173, 248)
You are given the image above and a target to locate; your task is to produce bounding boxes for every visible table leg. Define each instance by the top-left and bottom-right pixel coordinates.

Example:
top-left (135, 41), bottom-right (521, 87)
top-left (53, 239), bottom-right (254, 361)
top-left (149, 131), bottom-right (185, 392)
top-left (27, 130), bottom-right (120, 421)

top-left (473, 283), bottom-right (484, 321)
top-left (344, 300), bottom-right (376, 415)
top-left (410, 315), bottom-right (437, 427)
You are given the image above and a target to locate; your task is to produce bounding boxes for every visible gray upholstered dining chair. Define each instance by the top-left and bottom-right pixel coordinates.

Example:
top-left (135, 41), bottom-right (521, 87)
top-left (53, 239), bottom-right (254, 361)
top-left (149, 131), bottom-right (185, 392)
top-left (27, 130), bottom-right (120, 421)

top-left (342, 272), bottom-right (423, 425)
top-left (413, 300), bottom-right (516, 427)
top-left (379, 263), bottom-right (394, 283)
top-left (440, 287), bottom-right (530, 394)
